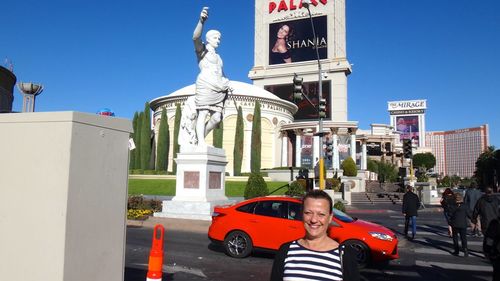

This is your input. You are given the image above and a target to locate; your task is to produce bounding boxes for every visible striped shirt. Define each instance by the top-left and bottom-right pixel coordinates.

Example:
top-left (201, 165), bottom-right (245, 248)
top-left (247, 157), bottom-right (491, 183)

top-left (283, 240), bottom-right (343, 281)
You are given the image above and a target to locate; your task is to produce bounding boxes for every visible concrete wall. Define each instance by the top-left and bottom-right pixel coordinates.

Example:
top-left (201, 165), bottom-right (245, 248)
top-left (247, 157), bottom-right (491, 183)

top-left (0, 112), bottom-right (132, 281)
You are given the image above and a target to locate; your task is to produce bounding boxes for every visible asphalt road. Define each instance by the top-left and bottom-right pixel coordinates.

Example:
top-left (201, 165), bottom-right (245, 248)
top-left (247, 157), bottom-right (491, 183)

top-left (125, 202), bottom-right (494, 281)
top-left (125, 227), bottom-right (274, 281)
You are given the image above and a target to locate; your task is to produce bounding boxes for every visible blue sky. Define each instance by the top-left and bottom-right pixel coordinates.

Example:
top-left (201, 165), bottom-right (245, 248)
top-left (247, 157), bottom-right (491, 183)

top-left (2, 0), bottom-right (499, 147)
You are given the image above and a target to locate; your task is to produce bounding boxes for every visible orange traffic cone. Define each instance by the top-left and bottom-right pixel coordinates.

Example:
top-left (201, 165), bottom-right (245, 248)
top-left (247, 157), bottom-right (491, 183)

top-left (146, 224), bottom-right (165, 281)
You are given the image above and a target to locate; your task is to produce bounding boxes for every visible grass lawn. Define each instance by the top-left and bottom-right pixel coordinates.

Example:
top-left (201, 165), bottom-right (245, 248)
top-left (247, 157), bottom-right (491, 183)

top-left (128, 178), bottom-right (289, 197)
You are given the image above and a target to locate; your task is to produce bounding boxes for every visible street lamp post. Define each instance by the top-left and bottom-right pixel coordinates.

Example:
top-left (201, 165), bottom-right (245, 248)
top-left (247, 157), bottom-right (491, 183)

top-left (303, 1), bottom-right (325, 189)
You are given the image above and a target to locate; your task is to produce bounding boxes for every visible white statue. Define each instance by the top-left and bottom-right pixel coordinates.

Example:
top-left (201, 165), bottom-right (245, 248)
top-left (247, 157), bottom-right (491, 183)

top-left (184, 7), bottom-right (230, 148)
top-left (178, 96), bottom-right (198, 146)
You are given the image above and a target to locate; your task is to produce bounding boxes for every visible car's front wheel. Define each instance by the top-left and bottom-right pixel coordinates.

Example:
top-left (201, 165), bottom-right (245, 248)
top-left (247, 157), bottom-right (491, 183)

top-left (343, 239), bottom-right (370, 267)
top-left (223, 231), bottom-right (253, 258)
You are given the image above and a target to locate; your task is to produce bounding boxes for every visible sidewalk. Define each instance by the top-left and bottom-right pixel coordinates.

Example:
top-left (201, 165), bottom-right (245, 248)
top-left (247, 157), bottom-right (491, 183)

top-left (127, 216), bottom-right (211, 233)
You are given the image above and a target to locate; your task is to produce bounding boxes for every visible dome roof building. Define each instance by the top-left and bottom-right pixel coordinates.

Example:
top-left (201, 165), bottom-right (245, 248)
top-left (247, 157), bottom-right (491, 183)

top-left (150, 80), bottom-right (298, 175)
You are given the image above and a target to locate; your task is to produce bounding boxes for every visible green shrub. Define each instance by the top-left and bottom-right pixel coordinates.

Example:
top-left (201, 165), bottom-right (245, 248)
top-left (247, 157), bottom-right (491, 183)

top-left (326, 177), bottom-right (341, 191)
top-left (233, 106), bottom-right (244, 176)
top-left (285, 181), bottom-right (305, 197)
top-left (250, 101), bottom-right (262, 173)
top-left (296, 179), bottom-right (307, 189)
top-left (130, 169), bottom-right (144, 174)
top-left (417, 174), bottom-right (429, 182)
top-left (334, 201), bottom-right (346, 212)
top-left (127, 196), bottom-right (162, 212)
top-left (244, 173), bottom-right (269, 199)
top-left (341, 157), bottom-right (357, 177)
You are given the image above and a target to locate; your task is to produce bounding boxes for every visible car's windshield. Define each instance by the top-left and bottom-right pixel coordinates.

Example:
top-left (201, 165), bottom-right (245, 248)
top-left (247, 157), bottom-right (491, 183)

top-left (333, 208), bottom-right (355, 223)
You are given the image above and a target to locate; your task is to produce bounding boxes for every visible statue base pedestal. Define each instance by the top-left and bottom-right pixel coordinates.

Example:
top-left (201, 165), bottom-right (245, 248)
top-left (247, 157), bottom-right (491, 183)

top-left (154, 146), bottom-right (233, 221)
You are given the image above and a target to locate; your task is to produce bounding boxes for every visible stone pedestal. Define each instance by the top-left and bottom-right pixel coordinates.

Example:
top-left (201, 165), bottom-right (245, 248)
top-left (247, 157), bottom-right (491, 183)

top-left (154, 146), bottom-right (234, 221)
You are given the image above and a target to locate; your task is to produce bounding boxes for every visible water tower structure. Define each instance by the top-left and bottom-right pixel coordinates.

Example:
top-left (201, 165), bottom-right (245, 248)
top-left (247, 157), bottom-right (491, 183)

top-left (17, 82), bottom-right (43, 112)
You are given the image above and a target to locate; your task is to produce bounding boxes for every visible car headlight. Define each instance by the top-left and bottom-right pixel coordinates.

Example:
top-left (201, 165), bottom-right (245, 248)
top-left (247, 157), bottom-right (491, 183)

top-left (369, 232), bottom-right (394, 242)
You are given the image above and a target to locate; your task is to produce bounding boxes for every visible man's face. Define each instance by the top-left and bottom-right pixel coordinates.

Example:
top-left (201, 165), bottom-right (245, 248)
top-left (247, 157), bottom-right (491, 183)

top-left (207, 34), bottom-right (220, 48)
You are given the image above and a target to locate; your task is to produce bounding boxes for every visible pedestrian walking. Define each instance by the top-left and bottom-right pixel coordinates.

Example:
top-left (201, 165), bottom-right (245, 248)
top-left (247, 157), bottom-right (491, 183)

top-left (483, 206), bottom-right (500, 281)
top-left (402, 186), bottom-right (420, 240)
top-left (448, 193), bottom-right (469, 257)
top-left (441, 188), bottom-right (457, 237)
top-left (464, 181), bottom-right (483, 236)
top-left (472, 187), bottom-right (500, 235)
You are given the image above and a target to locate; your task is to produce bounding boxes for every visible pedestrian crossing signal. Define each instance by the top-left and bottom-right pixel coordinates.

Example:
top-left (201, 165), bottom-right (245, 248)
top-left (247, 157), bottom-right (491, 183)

top-left (403, 139), bottom-right (412, 158)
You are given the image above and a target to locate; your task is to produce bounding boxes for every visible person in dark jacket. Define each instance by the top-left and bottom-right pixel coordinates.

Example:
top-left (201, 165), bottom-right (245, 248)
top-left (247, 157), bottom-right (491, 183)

top-left (402, 186), bottom-right (420, 240)
top-left (483, 206), bottom-right (500, 281)
top-left (464, 182), bottom-right (483, 236)
top-left (472, 187), bottom-right (500, 235)
top-left (441, 188), bottom-right (457, 237)
top-left (449, 193), bottom-right (469, 257)
top-left (270, 190), bottom-right (360, 281)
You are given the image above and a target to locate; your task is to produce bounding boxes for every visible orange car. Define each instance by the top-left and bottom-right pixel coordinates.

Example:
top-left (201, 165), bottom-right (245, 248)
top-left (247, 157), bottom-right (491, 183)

top-left (208, 196), bottom-right (398, 266)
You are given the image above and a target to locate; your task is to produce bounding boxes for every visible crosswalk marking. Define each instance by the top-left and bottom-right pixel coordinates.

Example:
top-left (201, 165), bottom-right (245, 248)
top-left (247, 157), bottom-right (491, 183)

top-left (361, 268), bottom-right (421, 277)
top-left (414, 247), bottom-right (485, 258)
top-left (415, 260), bottom-right (492, 272)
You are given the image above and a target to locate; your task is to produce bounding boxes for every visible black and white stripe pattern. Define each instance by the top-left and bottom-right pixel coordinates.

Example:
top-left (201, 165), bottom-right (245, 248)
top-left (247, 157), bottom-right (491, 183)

top-left (283, 240), bottom-right (343, 281)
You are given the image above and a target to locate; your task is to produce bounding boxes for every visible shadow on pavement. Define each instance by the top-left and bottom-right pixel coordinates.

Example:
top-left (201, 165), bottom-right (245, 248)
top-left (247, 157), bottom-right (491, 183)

top-left (360, 262), bottom-right (490, 281)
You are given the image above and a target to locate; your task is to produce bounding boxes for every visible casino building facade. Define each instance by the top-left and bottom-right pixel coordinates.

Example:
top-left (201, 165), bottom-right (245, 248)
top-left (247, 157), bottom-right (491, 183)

top-left (149, 1), bottom-right (488, 179)
top-left (150, 0), bottom-right (372, 176)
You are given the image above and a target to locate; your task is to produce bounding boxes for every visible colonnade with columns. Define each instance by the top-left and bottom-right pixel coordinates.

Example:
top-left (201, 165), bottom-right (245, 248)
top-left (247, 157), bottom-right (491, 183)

top-left (279, 127), bottom-right (370, 171)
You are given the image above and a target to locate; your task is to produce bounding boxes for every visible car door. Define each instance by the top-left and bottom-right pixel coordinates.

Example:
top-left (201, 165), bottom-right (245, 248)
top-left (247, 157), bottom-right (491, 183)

top-left (285, 201), bottom-right (305, 241)
top-left (249, 200), bottom-right (303, 250)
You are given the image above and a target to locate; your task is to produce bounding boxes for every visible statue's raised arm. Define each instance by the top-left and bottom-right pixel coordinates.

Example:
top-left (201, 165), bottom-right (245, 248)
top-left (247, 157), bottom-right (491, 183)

top-left (193, 7), bottom-right (209, 60)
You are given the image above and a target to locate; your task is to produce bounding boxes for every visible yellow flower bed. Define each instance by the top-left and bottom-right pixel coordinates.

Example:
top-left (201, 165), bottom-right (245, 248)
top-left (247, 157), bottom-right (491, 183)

top-left (127, 209), bottom-right (153, 220)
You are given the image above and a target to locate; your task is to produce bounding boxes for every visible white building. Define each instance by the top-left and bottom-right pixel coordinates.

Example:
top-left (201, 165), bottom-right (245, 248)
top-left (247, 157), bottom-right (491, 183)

top-left (150, 81), bottom-right (297, 176)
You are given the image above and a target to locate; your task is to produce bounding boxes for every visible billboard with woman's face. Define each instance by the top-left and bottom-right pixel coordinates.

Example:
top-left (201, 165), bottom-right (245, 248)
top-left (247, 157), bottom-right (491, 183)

top-left (269, 16), bottom-right (328, 65)
top-left (396, 115), bottom-right (420, 145)
top-left (265, 81), bottom-right (331, 120)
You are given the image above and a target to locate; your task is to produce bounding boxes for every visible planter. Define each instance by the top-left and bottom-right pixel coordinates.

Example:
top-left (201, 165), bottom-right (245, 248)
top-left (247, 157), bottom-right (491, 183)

top-left (323, 190), bottom-right (350, 205)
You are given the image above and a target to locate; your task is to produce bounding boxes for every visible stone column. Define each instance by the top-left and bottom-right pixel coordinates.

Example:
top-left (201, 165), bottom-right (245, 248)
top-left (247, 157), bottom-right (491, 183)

top-left (295, 129), bottom-right (303, 168)
top-left (332, 128), bottom-right (340, 170)
top-left (361, 139), bottom-right (367, 170)
top-left (350, 129), bottom-right (357, 161)
top-left (281, 131), bottom-right (288, 167)
top-left (314, 132), bottom-right (320, 163)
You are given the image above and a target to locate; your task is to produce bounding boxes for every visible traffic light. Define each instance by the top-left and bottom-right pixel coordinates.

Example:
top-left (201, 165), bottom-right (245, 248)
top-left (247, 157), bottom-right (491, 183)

top-left (292, 74), bottom-right (303, 102)
top-left (318, 98), bottom-right (327, 118)
top-left (403, 139), bottom-right (412, 158)
top-left (324, 138), bottom-right (333, 159)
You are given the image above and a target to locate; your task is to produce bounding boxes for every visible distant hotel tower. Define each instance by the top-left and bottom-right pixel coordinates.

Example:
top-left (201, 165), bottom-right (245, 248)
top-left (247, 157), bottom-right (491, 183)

top-left (426, 125), bottom-right (489, 178)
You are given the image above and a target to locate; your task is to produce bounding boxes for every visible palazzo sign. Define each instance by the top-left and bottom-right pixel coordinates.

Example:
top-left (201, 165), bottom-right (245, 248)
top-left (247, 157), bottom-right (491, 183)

top-left (268, 0), bottom-right (328, 14)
